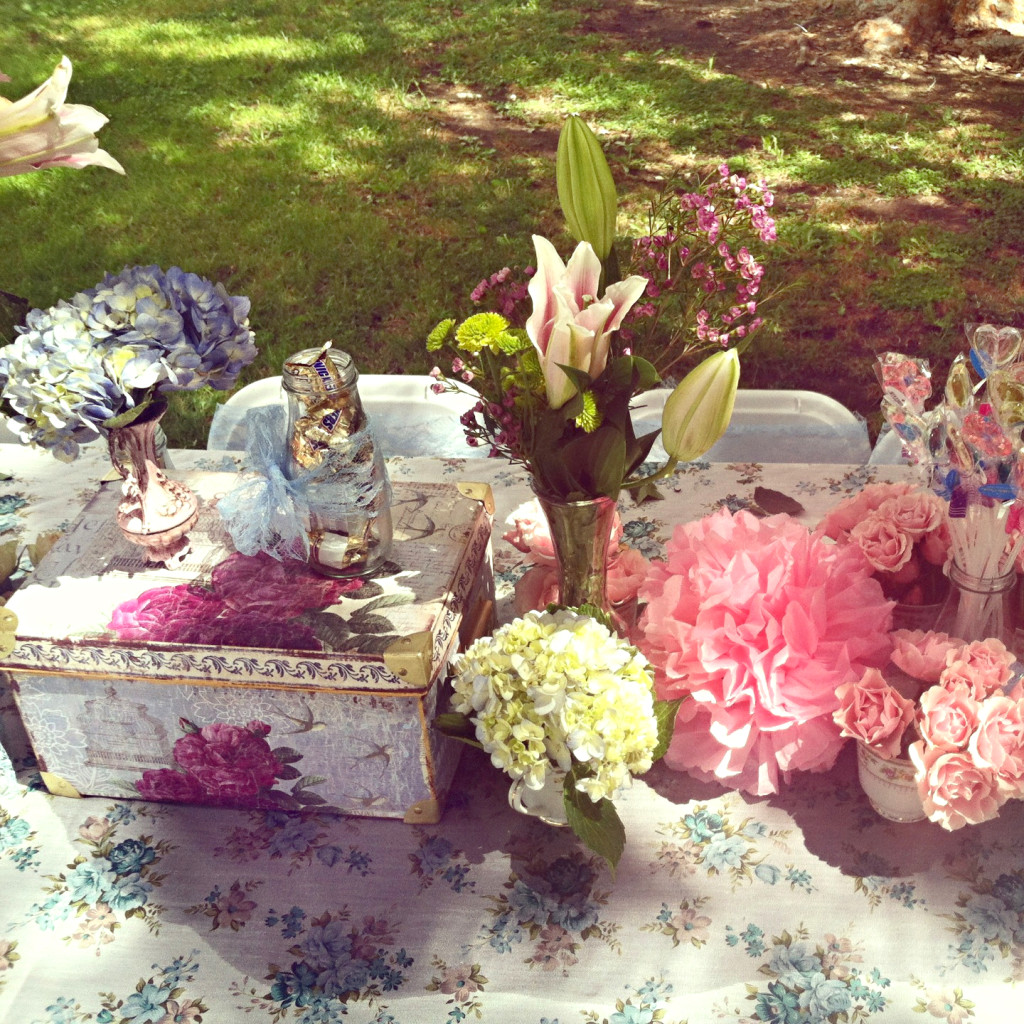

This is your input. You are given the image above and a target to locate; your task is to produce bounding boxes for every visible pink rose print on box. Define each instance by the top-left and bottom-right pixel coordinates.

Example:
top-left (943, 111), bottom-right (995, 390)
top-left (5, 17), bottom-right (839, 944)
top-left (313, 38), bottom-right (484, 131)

top-left (136, 717), bottom-right (336, 811)
top-left (107, 550), bottom-right (363, 651)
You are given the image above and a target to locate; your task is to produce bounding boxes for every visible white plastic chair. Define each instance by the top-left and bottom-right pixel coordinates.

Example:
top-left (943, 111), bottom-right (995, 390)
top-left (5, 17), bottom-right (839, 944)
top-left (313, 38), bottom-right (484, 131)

top-left (867, 427), bottom-right (907, 465)
top-left (208, 374), bottom-right (487, 458)
top-left (630, 388), bottom-right (872, 464)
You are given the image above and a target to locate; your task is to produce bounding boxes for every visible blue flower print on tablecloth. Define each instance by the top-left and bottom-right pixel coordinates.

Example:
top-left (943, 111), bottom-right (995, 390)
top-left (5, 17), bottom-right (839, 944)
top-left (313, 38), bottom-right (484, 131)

top-left (618, 517), bottom-right (663, 560)
top-left (580, 978), bottom-right (685, 1024)
top-left (941, 862), bottom-right (1024, 978)
top-left (642, 897), bottom-right (712, 948)
top-left (425, 958), bottom-right (489, 1021)
top-left (228, 908), bottom-right (412, 1020)
top-left (26, 806), bottom-right (172, 951)
top-left (0, 492), bottom-right (29, 535)
top-left (651, 805), bottom-right (808, 892)
top-left (186, 878), bottom-right (262, 931)
top-left (719, 926), bottom-right (890, 1022)
top-left (213, 808), bottom-right (373, 877)
top-left (28, 950), bottom-right (207, 1024)
top-left (846, 848), bottom-right (926, 911)
top-left (480, 848), bottom-right (618, 971)
top-left (0, 785), bottom-right (41, 871)
top-left (408, 830), bottom-right (474, 893)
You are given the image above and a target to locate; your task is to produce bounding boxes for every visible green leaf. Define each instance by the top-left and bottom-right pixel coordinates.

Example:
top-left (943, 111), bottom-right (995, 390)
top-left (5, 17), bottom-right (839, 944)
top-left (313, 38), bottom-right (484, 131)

top-left (271, 746), bottom-right (304, 763)
top-left (348, 612), bottom-right (399, 634)
top-left (275, 764), bottom-right (302, 781)
top-left (434, 712), bottom-right (484, 749)
top-left (343, 632), bottom-right (402, 655)
top-left (573, 426), bottom-right (626, 497)
top-left (298, 610), bottom-right (352, 650)
top-left (564, 772), bottom-right (626, 877)
top-left (651, 697), bottom-right (685, 763)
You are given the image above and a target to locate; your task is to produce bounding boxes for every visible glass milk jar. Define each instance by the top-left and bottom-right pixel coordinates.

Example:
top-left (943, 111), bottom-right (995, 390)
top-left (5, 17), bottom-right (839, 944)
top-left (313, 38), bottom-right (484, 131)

top-left (281, 345), bottom-right (393, 577)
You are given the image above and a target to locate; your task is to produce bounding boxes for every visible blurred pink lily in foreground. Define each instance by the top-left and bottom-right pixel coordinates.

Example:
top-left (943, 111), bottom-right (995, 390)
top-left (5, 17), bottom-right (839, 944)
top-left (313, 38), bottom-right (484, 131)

top-left (526, 234), bottom-right (647, 409)
top-left (0, 57), bottom-right (124, 178)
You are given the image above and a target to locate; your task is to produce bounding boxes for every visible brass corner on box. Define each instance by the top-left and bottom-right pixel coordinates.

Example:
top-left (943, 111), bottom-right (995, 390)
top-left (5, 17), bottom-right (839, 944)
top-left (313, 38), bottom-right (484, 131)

top-left (457, 481), bottom-right (495, 515)
top-left (383, 630), bottom-right (433, 688)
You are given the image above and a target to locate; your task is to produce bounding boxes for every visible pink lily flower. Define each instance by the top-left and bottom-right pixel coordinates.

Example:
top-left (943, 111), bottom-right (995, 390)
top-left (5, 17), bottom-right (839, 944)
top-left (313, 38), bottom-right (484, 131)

top-left (526, 234), bottom-right (647, 409)
top-left (0, 57), bottom-right (124, 178)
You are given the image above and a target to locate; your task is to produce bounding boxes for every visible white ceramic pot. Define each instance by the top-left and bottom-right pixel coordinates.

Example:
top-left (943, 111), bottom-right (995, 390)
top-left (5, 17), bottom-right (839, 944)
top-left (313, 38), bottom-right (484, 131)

top-left (507, 772), bottom-right (569, 826)
top-left (857, 743), bottom-right (926, 823)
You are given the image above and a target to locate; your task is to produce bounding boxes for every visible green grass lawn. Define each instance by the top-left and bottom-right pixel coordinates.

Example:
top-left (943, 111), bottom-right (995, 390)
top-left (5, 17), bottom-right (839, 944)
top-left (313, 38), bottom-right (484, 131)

top-left (2, 0), bottom-right (1022, 446)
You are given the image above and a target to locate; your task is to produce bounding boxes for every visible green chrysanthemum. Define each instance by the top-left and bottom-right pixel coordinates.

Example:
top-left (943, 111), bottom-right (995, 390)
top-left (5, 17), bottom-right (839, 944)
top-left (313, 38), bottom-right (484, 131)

top-left (575, 390), bottom-right (601, 432)
top-left (426, 318), bottom-right (456, 352)
top-left (455, 312), bottom-right (511, 354)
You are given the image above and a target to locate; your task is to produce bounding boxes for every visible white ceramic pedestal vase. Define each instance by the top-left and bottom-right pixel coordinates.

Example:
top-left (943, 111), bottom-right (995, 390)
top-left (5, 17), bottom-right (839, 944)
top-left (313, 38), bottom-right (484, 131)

top-left (857, 743), bottom-right (926, 823)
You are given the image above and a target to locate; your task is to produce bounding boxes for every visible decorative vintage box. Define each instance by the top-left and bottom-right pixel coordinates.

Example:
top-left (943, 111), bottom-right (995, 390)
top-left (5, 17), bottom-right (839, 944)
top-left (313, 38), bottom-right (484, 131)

top-left (0, 472), bottom-right (494, 824)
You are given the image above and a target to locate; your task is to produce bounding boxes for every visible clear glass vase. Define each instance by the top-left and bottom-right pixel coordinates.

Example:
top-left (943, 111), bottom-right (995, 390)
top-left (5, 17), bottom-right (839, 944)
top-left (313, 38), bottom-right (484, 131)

top-left (933, 561), bottom-right (1017, 647)
top-left (282, 346), bottom-right (393, 578)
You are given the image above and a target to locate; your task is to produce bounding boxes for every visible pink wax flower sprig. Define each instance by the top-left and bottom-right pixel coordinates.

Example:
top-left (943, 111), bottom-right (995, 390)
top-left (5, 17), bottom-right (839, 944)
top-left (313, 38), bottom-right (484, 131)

top-left (618, 164), bottom-right (776, 380)
top-left (816, 482), bottom-right (950, 605)
top-left (834, 628), bottom-right (1024, 830)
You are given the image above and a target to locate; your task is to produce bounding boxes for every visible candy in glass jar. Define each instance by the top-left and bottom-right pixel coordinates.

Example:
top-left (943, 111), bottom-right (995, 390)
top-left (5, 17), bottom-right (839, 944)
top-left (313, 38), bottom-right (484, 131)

top-left (281, 344), bottom-right (393, 577)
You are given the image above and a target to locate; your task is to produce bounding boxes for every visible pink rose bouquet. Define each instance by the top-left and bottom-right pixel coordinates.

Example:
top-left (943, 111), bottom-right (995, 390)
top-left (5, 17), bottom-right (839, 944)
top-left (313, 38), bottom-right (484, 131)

top-left (503, 499), bottom-right (649, 617)
top-left (816, 483), bottom-right (950, 605)
top-left (638, 508), bottom-right (894, 796)
top-left (834, 628), bottom-right (1024, 830)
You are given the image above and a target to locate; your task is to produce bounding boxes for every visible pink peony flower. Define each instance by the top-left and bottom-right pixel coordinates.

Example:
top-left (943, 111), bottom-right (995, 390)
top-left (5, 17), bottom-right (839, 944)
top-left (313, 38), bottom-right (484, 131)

top-left (816, 481), bottom-right (915, 541)
top-left (172, 721), bottom-right (284, 801)
top-left (890, 629), bottom-right (961, 683)
top-left (969, 695), bottom-right (1024, 796)
top-left (945, 639), bottom-right (1015, 697)
top-left (135, 767), bottom-right (206, 805)
top-left (848, 516), bottom-right (913, 573)
top-left (908, 741), bottom-right (1005, 830)
top-left (877, 491), bottom-right (945, 542)
top-left (834, 667), bottom-right (916, 759)
top-left (639, 508), bottom-right (894, 795)
top-left (916, 682), bottom-right (981, 751)
top-left (210, 551), bottom-right (362, 618)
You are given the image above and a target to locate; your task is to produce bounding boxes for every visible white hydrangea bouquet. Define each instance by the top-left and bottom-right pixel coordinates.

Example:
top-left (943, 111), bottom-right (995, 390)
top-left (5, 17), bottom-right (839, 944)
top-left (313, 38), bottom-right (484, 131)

top-left (438, 607), bottom-right (679, 872)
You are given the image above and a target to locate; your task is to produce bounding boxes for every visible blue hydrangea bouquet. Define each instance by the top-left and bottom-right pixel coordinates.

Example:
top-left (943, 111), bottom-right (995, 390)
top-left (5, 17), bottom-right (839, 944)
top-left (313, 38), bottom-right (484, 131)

top-left (0, 265), bottom-right (256, 461)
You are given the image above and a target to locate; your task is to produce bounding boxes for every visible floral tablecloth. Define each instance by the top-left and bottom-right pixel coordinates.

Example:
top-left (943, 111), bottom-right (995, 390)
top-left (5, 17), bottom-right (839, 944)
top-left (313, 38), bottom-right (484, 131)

top-left (1, 445), bottom-right (1021, 1024)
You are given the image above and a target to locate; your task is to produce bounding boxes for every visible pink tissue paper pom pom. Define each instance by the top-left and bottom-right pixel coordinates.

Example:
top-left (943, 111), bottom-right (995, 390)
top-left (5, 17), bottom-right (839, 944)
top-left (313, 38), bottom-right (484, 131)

top-left (639, 508), bottom-right (894, 796)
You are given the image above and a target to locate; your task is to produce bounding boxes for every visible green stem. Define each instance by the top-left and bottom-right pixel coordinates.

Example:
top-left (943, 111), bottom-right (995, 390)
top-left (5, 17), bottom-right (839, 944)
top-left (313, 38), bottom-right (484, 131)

top-left (621, 456), bottom-right (679, 490)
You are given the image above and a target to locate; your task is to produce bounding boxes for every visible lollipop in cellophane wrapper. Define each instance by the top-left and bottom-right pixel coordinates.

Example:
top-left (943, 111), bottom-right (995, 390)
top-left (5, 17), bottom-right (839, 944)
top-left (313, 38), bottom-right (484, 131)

top-left (281, 343), bottom-right (393, 577)
top-left (876, 326), bottom-right (1024, 647)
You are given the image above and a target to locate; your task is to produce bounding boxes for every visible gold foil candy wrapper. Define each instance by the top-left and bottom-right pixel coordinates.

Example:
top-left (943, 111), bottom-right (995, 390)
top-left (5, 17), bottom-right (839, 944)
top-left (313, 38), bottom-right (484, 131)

top-left (286, 345), bottom-right (363, 469)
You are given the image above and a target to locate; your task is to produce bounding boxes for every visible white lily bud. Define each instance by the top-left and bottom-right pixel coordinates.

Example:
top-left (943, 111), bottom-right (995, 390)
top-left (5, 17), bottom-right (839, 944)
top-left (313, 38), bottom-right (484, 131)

top-left (556, 115), bottom-right (617, 263)
top-left (661, 349), bottom-right (740, 462)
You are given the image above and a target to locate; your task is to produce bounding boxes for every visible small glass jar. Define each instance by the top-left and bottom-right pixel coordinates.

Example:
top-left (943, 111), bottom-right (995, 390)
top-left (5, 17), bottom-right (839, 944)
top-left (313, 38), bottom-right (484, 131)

top-left (933, 561), bottom-right (1017, 649)
top-left (281, 346), bottom-right (393, 577)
